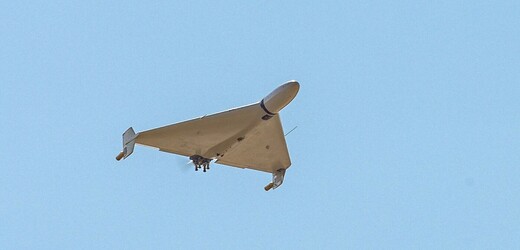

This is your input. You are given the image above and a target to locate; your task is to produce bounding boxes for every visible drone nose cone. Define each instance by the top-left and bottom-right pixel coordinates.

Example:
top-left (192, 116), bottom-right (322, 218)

top-left (285, 80), bottom-right (300, 96)
top-left (262, 80), bottom-right (300, 114)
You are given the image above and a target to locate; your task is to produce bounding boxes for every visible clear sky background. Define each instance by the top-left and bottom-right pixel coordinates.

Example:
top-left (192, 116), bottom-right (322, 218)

top-left (1, 1), bottom-right (519, 249)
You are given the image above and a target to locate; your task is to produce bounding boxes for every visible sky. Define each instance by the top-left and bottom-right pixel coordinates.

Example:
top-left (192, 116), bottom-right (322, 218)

top-left (1, 0), bottom-right (519, 249)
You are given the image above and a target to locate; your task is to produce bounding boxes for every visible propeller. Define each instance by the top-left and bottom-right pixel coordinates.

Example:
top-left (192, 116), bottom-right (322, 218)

top-left (172, 156), bottom-right (192, 173)
top-left (173, 155), bottom-right (217, 173)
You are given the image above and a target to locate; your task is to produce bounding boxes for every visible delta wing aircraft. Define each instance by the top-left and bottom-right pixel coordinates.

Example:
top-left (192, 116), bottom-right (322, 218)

top-left (116, 81), bottom-right (299, 191)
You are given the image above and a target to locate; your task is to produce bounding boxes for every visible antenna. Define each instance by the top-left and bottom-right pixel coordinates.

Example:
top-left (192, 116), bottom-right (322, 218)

top-left (285, 126), bottom-right (298, 137)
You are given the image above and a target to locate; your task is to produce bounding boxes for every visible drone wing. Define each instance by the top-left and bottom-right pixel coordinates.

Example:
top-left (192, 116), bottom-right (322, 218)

top-left (134, 103), bottom-right (262, 158)
top-left (133, 103), bottom-right (291, 173)
top-left (216, 114), bottom-right (291, 173)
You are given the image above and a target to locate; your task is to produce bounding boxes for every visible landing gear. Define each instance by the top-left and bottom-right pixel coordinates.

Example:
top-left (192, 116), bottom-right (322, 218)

top-left (190, 155), bottom-right (212, 172)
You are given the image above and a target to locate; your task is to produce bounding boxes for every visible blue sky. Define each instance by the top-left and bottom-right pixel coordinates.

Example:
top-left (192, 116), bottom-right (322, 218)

top-left (1, 1), bottom-right (519, 249)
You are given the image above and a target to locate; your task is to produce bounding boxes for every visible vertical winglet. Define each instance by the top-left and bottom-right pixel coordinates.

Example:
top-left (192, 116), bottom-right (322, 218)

top-left (264, 168), bottom-right (286, 191)
top-left (116, 127), bottom-right (138, 161)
